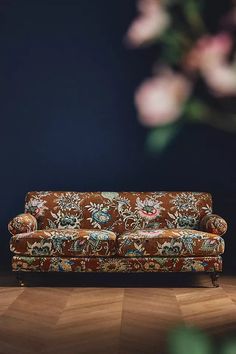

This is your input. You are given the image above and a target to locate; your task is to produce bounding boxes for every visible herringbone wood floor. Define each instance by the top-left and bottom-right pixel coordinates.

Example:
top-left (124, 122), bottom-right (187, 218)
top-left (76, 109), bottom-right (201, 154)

top-left (0, 272), bottom-right (236, 354)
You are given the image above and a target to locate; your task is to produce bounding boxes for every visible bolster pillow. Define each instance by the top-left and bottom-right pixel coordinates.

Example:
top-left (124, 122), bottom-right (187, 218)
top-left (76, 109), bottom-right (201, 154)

top-left (8, 213), bottom-right (37, 235)
top-left (200, 214), bottom-right (227, 236)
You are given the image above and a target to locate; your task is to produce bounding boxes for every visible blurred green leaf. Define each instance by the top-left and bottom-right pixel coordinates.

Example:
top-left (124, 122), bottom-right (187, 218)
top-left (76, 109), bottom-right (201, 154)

top-left (206, 113), bottom-right (236, 132)
top-left (164, 0), bottom-right (179, 5)
top-left (168, 325), bottom-right (212, 354)
top-left (184, 100), bottom-right (236, 132)
top-left (184, 99), bottom-right (209, 122)
top-left (161, 31), bottom-right (185, 64)
top-left (222, 341), bottom-right (236, 354)
top-left (160, 28), bottom-right (193, 65)
top-left (146, 123), bottom-right (180, 153)
top-left (182, 0), bottom-right (206, 33)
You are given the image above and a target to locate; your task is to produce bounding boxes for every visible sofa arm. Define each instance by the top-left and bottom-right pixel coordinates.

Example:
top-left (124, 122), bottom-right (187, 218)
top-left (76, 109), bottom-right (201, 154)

top-left (200, 214), bottom-right (227, 236)
top-left (8, 213), bottom-right (37, 235)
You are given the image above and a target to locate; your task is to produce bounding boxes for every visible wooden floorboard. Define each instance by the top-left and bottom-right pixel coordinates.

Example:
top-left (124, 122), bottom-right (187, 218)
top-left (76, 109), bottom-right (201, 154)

top-left (119, 288), bottom-right (182, 354)
top-left (0, 273), bottom-right (236, 354)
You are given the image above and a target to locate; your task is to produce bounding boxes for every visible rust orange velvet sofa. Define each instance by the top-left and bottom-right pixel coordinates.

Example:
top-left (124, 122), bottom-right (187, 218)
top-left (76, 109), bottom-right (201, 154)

top-left (8, 191), bottom-right (227, 286)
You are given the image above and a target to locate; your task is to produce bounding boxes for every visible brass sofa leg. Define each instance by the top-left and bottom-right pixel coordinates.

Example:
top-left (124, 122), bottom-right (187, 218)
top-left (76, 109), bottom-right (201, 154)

top-left (16, 272), bottom-right (25, 287)
top-left (210, 271), bottom-right (220, 288)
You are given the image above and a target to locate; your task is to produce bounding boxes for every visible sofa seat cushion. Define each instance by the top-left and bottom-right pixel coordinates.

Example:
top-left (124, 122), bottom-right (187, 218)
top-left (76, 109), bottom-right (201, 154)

top-left (117, 229), bottom-right (225, 257)
top-left (10, 229), bottom-right (117, 257)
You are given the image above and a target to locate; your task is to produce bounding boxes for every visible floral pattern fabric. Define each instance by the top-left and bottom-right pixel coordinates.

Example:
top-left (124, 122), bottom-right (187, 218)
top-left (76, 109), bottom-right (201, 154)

top-left (12, 255), bottom-right (222, 273)
top-left (24, 191), bottom-right (212, 234)
top-left (9, 191), bottom-right (226, 275)
top-left (200, 214), bottom-right (227, 236)
top-left (10, 229), bottom-right (117, 257)
top-left (117, 229), bottom-right (224, 257)
top-left (8, 213), bottom-right (37, 236)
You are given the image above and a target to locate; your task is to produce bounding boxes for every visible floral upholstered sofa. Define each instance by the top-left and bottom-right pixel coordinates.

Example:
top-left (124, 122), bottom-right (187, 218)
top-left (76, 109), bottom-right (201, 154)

top-left (8, 191), bottom-right (227, 286)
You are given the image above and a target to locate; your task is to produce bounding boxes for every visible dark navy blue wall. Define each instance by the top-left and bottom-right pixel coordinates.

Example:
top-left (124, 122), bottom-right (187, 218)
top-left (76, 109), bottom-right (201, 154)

top-left (1, 0), bottom-right (236, 271)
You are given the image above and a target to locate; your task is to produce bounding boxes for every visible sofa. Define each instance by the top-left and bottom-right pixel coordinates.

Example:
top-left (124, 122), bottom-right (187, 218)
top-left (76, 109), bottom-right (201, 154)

top-left (8, 191), bottom-right (227, 287)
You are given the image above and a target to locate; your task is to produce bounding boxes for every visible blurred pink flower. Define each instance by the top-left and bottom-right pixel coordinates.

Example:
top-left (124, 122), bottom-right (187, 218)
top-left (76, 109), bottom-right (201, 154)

top-left (185, 32), bottom-right (236, 96)
top-left (135, 70), bottom-right (192, 127)
top-left (185, 33), bottom-right (233, 72)
top-left (125, 0), bottom-right (170, 47)
top-left (203, 62), bottom-right (236, 97)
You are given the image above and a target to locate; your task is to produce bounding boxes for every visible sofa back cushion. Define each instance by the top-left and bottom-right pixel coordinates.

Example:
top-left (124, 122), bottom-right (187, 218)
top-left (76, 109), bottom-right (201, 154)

top-left (25, 191), bottom-right (212, 234)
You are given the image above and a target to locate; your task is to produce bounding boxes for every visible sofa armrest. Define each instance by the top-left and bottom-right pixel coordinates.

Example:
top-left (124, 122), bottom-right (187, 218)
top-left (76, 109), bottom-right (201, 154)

top-left (200, 214), bottom-right (227, 236)
top-left (8, 213), bottom-right (37, 235)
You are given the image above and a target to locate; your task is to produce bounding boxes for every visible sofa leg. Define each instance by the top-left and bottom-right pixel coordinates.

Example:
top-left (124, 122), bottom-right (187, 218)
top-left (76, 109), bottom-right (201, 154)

top-left (210, 271), bottom-right (220, 288)
top-left (16, 272), bottom-right (25, 287)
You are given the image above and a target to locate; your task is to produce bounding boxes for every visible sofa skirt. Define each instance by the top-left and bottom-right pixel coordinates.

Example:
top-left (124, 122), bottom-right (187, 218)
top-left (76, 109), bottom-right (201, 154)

top-left (12, 255), bottom-right (222, 273)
